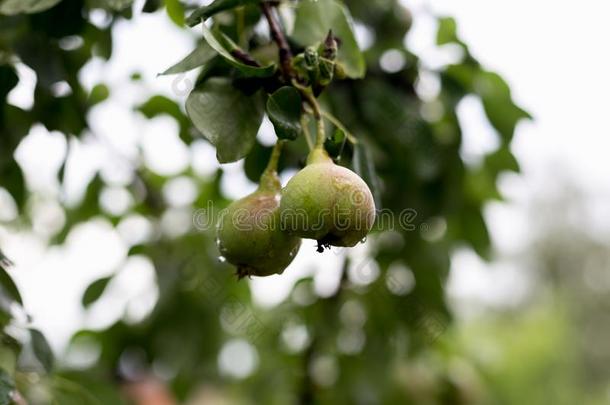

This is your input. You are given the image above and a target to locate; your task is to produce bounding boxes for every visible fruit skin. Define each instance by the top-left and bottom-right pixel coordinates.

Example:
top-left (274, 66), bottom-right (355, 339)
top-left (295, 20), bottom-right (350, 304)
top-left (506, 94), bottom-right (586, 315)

top-left (279, 149), bottom-right (376, 247)
top-left (217, 171), bottom-right (301, 277)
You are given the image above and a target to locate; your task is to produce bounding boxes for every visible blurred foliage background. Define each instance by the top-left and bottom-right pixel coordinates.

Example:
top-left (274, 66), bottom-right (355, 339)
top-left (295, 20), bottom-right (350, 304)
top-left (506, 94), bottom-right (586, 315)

top-left (0, 0), bottom-right (607, 404)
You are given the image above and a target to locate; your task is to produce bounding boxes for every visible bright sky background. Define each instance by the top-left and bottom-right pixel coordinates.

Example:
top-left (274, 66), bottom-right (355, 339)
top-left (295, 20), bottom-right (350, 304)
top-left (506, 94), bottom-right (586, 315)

top-left (2, 0), bottom-right (610, 352)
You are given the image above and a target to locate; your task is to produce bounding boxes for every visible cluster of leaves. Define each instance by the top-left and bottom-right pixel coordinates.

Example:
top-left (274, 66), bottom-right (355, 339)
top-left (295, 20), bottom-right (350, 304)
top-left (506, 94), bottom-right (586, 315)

top-left (164, 0), bottom-right (367, 164)
top-left (0, 0), bottom-right (529, 403)
top-left (0, 252), bottom-right (58, 404)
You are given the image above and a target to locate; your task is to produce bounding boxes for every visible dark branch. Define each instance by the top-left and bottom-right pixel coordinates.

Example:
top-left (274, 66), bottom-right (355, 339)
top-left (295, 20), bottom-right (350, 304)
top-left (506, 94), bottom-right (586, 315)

top-left (260, 1), bottom-right (294, 81)
top-left (230, 49), bottom-right (261, 67)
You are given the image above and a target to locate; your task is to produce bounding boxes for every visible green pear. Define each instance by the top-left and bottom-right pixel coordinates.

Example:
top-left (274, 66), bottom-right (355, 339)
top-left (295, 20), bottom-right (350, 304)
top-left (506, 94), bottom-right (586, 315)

top-left (279, 149), bottom-right (376, 249)
top-left (217, 162), bottom-right (301, 278)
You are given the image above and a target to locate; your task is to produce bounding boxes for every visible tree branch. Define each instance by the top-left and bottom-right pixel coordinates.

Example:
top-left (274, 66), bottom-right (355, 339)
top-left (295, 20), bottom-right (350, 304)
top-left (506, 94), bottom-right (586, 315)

top-left (230, 49), bottom-right (261, 67)
top-left (261, 1), bottom-right (293, 81)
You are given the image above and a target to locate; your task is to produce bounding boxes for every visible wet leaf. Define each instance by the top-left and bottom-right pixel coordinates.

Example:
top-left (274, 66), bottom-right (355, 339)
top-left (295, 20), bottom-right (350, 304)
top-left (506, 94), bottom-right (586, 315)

top-left (353, 142), bottom-right (382, 209)
top-left (159, 41), bottom-right (216, 75)
top-left (186, 77), bottom-right (264, 163)
top-left (0, 0), bottom-right (61, 15)
top-left (266, 86), bottom-right (302, 140)
top-left (186, 0), bottom-right (257, 27)
top-left (202, 25), bottom-right (276, 78)
top-left (30, 328), bottom-right (54, 372)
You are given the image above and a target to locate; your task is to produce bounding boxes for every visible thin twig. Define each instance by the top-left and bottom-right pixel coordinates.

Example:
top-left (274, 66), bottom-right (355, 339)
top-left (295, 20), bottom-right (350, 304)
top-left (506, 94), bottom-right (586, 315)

top-left (291, 80), bottom-right (326, 149)
top-left (261, 1), bottom-right (294, 80)
top-left (320, 110), bottom-right (358, 144)
top-left (260, 2), bottom-right (330, 151)
top-left (300, 115), bottom-right (314, 151)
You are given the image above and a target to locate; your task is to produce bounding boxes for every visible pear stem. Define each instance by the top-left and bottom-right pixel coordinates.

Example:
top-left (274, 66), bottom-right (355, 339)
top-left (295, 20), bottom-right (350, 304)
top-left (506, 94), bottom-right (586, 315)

top-left (292, 80), bottom-right (325, 150)
top-left (259, 141), bottom-right (284, 192)
top-left (292, 80), bottom-right (321, 118)
top-left (265, 140), bottom-right (283, 174)
top-left (301, 115), bottom-right (314, 151)
top-left (315, 117), bottom-right (325, 150)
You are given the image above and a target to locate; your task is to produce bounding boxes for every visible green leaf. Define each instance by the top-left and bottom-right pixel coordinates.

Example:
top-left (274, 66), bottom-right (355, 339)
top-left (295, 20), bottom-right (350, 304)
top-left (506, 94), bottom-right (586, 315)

top-left (164, 0), bottom-right (184, 26)
top-left (103, 0), bottom-right (134, 11)
top-left (485, 145), bottom-right (520, 175)
top-left (30, 328), bottom-right (54, 372)
top-left (186, 0), bottom-right (257, 27)
top-left (88, 84), bottom-right (110, 106)
top-left (292, 0), bottom-right (365, 79)
top-left (442, 64), bottom-right (477, 95)
top-left (202, 25), bottom-right (276, 78)
top-left (465, 167), bottom-right (501, 202)
top-left (475, 71), bottom-right (531, 142)
top-left (324, 127), bottom-right (346, 158)
top-left (461, 207), bottom-right (491, 259)
top-left (82, 277), bottom-right (112, 308)
top-left (244, 142), bottom-right (272, 183)
top-left (0, 368), bottom-right (14, 405)
top-left (437, 17), bottom-right (458, 45)
top-left (0, 161), bottom-right (25, 210)
top-left (0, 65), bottom-right (18, 99)
top-left (160, 41), bottom-right (216, 75)
top-left (266, 86), bottom-right (302, 140)
top-left (353, 142), bottom-right (381, 209)
top-left (0, 0), bottom-right (61, 15)
top-left (186, 77), bottom-right (264, 163)
top-left (52, 175), bottom-right (104, 244)
top-left (0, 262), bottom-right (22, 306)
